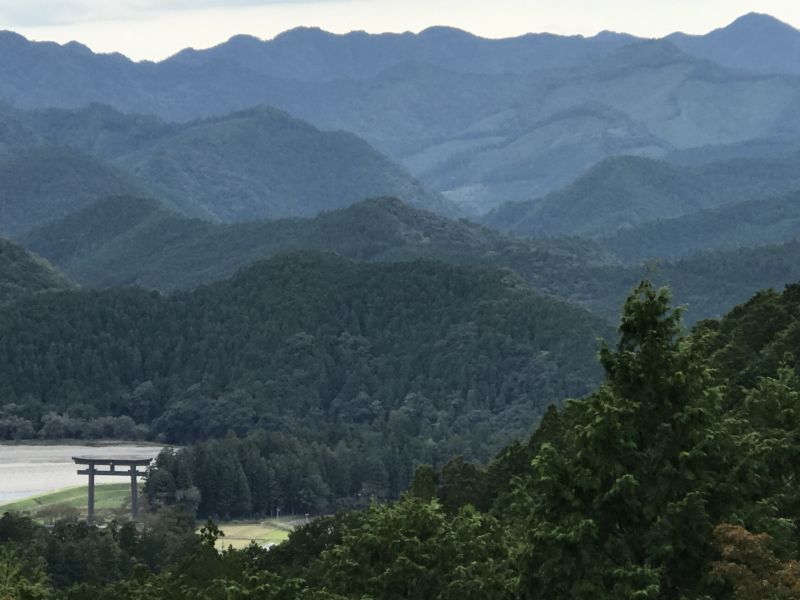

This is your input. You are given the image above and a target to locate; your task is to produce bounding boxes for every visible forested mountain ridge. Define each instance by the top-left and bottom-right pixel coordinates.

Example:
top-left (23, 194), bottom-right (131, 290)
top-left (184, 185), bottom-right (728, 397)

top-left (166, 25), bottom-right (637, 80)
top-left (2, 16), bottom-right (800, 213)
top-left (0, 251), bottom-right (611, 505)
top-left (20, 195), bottom-right (800, 325)
top-left (0, 103), bottom-right (452, 229)
top-left (668, 12), bottom-right (800, 76)
top-left (19, 195), bottom-right (614, 294)
top-left (605, 189), bottom-right (800, 262)
top-left (117, 106), bottom-right (454, 221)
top-left (698, 282), bottom-right (800, 392)
top-left (482, 153), bottom-right (800, 238)
top-left (0, 238), bottom-right (75, 305)
top-left (4, 13), bottom-right (800, 599)
top-left (0, 146), bottom-right (144, 237)
top-left (6, 281), bottom-right (800, 598)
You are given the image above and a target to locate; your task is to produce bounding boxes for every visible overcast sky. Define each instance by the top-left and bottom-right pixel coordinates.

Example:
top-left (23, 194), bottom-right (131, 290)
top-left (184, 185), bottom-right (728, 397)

top-left (3, 0), bottom-right (799, 61)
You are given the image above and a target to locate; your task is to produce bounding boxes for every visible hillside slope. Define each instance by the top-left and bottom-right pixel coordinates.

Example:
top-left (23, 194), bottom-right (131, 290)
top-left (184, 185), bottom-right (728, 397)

top-left (669, 13), bottom-right (800, 76)
top-left (0, 104), bottom-right (453, 224)
top-left (0, 239), bottom-right (75, 305)
top-left (0, 146), bottom-right (144, 237)
top-left (2, 18), bottom-right (800, 213)
top-left (20, 196), bottom-right (614, 295)
top-left (0, 251), bottom-right (611, 462)
top-left (483, 153), bottom-right (800, 238)
top-left (21, 196), bottom-right (800, 325)
top-left (605, 190), bottom-right (800, 262)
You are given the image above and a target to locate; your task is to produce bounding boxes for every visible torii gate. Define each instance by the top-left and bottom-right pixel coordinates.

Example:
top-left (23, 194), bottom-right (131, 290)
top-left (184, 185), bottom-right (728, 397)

top-left (72, 456), bottom-right (152, 521)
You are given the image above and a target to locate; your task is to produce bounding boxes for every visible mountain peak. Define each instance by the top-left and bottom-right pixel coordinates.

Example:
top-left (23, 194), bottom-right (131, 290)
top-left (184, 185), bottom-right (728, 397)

top-left (272, 26), bottom-right (336, 44)
top-left (602, 39), bottom-right (693, 70)
top-left (724, 12), bottom-right (797, 34)
top-left (417, 26), bottom-right (477, 40)
top-left (667, 12), bottom-right (800, 76)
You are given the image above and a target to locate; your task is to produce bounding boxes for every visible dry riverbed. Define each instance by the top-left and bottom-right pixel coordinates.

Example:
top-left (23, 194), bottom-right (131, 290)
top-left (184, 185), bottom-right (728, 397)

top-left (0, 443), bottom-right (164, 505)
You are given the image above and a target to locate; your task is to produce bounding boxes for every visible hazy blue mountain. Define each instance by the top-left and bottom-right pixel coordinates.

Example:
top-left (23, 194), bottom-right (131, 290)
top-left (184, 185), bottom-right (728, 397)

top-left (2, 18), bottom-right (800, 213)
top-left (0, 238), bottom-right (75, 305)
top-left (0, 102), bottom-right (178, 158)
top-left (669, 13), bottom-right (800, 76)
top-left (482, 153), bottom-right (800, 238)
top-left (605, 190), bottom-right (800, 262)
top-left (19, 195), bottom-right (800, 326)
top-left (558, 239), bottom-right (800, 323)
top-left (392, 39), bottom-right (800, 212)
top-left (0, 145), bottom-right (144, 237)
top-left (21, 196), bottom-right (614, 296)
top-left (0, 104), bottom-right (452, 223)
top-left (667, 137), bottom-right (800, 165)
top-left (118, 106), bottom-right (453, 221)
top-left (639, 240), bottom-right (800, 321)
top-left (167, 26), bottom-right (637, 80)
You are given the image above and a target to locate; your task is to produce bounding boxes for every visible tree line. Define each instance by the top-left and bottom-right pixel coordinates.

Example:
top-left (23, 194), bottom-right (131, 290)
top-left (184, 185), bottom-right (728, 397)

top-left (4, 280), bottom-right (800, 597)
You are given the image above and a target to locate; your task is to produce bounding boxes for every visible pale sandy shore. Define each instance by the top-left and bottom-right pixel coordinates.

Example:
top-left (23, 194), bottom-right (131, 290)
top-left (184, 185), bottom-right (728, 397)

top-left (0, 443), bottom-right (164, 504)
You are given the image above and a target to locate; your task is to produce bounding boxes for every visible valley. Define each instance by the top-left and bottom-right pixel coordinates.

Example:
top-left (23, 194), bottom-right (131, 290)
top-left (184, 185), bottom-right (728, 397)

top-left (2, 7), bottom-right (800, 599)
top-left (0, 443), bottom-right (162, 505)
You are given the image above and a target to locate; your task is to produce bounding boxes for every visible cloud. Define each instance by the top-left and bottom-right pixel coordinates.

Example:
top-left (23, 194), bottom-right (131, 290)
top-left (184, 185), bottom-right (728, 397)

top-left (0, 0), bottom-right (323, 27)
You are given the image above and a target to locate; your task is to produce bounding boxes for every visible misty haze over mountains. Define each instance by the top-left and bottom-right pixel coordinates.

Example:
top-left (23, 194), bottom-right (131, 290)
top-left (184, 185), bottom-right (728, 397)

top-left (2, 12), bottom-right (800, 215)
top-left (8, 9), bottom-right (800, 596)
top-left (0, 11), bottom-right (800, 326)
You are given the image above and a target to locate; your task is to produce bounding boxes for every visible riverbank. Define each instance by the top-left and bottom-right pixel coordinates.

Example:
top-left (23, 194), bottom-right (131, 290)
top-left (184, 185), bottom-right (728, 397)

top-left (0, 443), bottom-right (164, 504)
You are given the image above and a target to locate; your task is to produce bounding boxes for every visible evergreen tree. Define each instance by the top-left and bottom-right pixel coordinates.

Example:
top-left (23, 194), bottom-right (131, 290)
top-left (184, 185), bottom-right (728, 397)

top-left (517, 282), bottom-right (727, 599)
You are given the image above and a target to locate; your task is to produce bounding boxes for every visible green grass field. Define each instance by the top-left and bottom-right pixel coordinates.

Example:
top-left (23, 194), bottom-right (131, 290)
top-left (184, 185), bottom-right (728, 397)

top-left (1, 486), bottom-right (295, 549)
top-left (0, 483), bottom-right (131, 519)
top-left (214, 521), bottom-right (292, 550)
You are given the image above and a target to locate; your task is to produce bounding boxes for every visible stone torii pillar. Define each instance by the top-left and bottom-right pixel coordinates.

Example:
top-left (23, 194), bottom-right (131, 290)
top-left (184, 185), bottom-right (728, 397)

top-left (72, 457), bottom-right (152, 521)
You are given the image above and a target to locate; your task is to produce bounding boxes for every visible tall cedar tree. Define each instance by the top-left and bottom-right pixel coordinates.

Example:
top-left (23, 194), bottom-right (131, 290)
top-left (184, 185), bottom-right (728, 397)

top-left (517, 281), bottom-right (728, 599)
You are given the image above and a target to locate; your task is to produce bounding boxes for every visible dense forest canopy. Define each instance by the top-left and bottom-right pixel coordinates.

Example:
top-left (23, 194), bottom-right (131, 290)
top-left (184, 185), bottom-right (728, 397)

top-left (482, 153), bottom-right (800, 239)
top-left (0, 251), bottom-right (609, 508)
top-left (4, 13), bottom-right (800, 599)
top-left (4, 281), bottom-right (800, 598)
top-left (16, 195), bottom-right (800, 325)
top-left (0, 103), bottom-right (451, 235)
top-left (0, 238), bottom-right (74, 306)
top-left (19, 195), bottom-right (614, 295)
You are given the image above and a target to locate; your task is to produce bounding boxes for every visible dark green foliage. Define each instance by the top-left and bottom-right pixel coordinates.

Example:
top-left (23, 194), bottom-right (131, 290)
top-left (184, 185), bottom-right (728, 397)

top-left (588, 240), bottom-right (800, 323)
top-left (0, 146), bottom-right (142, 237)
top-left (606, 189), bottom-right (800, 262)
top-left (436, 456), bottom-right (490, 513)
top-left (408, 465), bottom-right (438, 501)
top-left (9, 279), bottom-right (800, 597)
top-left (20, 195), bottom-right (614, 295)
top-left (698, 282), bottom-right (800, 392)
top-left (0, 238), bottom-right (75, 306)
top-left (0, 103), bottom-right (452, 233)
top-left (516, 283), bottom-right (727, 598)
top-left (0, 509), bottom-right (199, 592)
top-left (24, 195), bottom-right (800, 326)
top-left (484, 153), bottom-right (800, 239)
top-left (0, 252), bottom-right (608, 507)
top-left (316, 499), bottom-right (515, 600)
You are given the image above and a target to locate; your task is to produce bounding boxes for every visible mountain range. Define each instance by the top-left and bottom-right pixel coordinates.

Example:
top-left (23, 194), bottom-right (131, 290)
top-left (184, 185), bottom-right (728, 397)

top-left (0, 250), bottom-right (611, 460)
top-left (0, 238), bottom-right (74, 305)
top-left (2, 13), bottom-right (800, 214)
top-left (1, 15), bottom-right (800, 345)
top-left (14, 195), bottom-right (800, 324)
top-left (0, 103), bottom-right (449, 236)
top-left (18, 195), bottom-right (615, 296)
top-left (482, 152), bottom-right (800, 239)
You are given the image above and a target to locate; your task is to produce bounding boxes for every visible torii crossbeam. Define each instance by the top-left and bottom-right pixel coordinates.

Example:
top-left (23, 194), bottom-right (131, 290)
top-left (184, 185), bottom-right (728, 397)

top-left (72, 456), bottom-right (152, 521)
